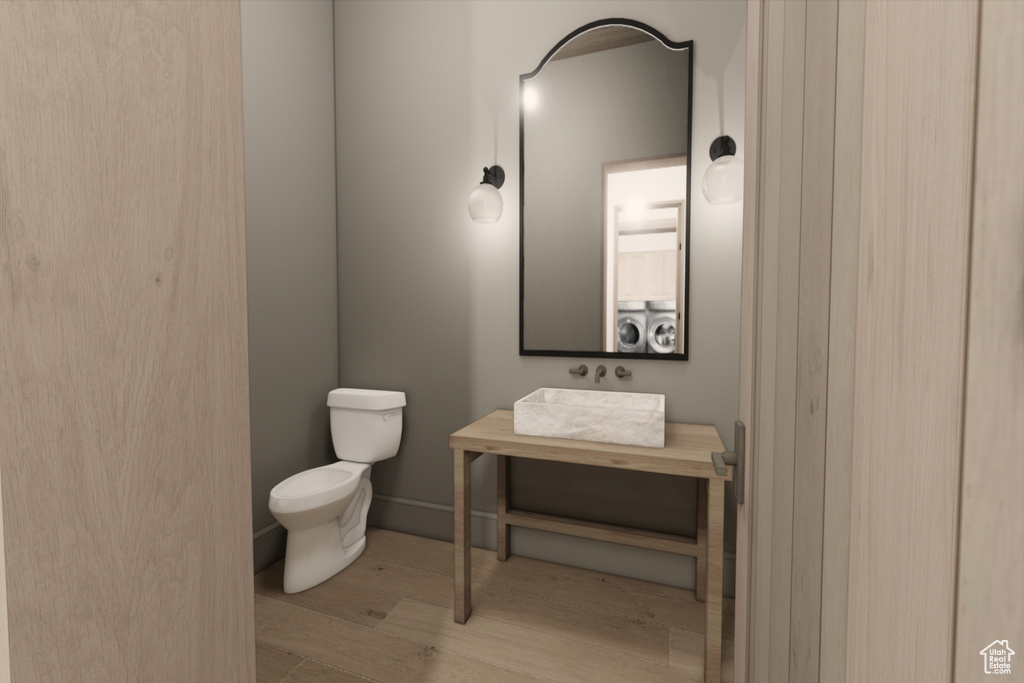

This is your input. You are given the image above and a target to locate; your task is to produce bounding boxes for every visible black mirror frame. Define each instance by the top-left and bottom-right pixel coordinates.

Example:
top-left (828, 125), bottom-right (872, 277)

top-left (518, 18), bottom-right (694, 361)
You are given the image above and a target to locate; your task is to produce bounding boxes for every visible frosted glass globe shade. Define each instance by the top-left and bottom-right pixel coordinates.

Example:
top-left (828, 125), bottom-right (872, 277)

top-left (469, 183), bottom-right (503, 223)
top-left (702, 155), bottom-right (744, 205)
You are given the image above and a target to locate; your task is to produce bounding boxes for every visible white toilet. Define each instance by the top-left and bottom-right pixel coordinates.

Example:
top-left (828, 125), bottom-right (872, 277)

top-left (269, 388), bottom-right (406, 593)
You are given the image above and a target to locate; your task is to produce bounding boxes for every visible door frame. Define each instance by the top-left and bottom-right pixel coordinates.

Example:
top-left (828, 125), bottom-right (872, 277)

top-left (733, 2), bottom-right (763, 680)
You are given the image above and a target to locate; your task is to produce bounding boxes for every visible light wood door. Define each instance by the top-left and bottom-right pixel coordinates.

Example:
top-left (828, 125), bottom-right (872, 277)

top-left (736, 0), bottom-right (988, 681)
top-left (0, 2), bottom-right (254, 680)
top-left (954, 1), bottom-right (1024, 679)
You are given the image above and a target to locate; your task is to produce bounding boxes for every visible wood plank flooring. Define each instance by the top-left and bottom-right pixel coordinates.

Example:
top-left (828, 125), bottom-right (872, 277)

top-left (255, 528), bottom-right (734, 683)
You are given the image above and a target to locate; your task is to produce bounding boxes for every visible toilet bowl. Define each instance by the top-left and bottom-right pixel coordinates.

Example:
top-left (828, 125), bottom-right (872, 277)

top-left (269, 388), bottom-right (405, 593)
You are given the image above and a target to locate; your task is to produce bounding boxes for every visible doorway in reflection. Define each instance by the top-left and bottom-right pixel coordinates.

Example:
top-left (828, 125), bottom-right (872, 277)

top-left (603, 157), bottom-right (686, 354)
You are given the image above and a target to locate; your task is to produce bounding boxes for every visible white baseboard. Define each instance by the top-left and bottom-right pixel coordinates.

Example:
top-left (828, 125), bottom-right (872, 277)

top-left (368, 493), bottom-right (735, 597)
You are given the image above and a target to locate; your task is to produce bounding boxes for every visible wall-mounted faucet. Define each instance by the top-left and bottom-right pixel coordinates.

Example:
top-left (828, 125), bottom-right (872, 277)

top-left (594, 365), bottom-right (607, 383)
top-left (568, 364), bottom-right (588, 378)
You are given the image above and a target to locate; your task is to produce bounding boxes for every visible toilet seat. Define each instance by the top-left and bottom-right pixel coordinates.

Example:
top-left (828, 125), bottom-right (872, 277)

top-left (269, 461), bottom-right (368, 515)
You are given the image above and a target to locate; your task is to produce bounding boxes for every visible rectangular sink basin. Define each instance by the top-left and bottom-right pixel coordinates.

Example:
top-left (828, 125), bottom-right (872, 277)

top-left (513, 388), bottom-right (665, 448)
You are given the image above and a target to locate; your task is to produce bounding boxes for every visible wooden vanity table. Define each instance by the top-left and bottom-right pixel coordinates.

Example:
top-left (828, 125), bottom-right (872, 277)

top-left (450, 409), bottom-right (730, 683)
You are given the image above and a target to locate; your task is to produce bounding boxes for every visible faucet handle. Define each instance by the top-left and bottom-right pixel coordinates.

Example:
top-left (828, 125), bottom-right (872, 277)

top-left (614, 366), bottom-right (632, 379)
top-left (569, 364), bottom-right (588, 378)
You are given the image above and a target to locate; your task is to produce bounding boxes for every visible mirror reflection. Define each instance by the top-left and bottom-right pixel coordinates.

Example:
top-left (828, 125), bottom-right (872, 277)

top-left (520, 21), bottom-right (692, 359)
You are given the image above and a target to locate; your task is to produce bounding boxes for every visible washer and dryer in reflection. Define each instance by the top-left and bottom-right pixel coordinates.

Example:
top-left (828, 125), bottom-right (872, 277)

top-left (616, 301), bottom-right (647, 353)
top-left (646, 301), bottom-right (677, 354)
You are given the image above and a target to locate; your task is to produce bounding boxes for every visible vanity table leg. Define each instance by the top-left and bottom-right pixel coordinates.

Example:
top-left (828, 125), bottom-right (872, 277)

top-left (497, 454), bottom-right (511, 561)
top-left (696, 478), bottom-right (708, 603)
top-left (454, 449), bottom-right (480, 624)
top-left (703, 477), bottom-right (725, 683)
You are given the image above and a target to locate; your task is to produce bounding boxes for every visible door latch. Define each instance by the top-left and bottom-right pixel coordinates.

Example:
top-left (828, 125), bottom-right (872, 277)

top-left (712, 421), bottom-right (745, 504)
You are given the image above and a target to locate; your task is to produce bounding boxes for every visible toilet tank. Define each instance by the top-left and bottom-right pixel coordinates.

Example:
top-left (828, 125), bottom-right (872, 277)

top-left (327, 388), bottom-right (406, 463)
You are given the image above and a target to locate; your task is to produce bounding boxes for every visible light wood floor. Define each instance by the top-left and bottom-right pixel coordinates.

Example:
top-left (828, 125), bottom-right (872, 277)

top-left (255, 527), bottom-right (734, 683)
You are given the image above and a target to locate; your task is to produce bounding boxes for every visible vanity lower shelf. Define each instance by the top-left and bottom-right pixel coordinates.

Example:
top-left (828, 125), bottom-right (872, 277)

top-left (450, 409), bottom-right (731, 683)
top-left (500, 508), bottom-right (701, 557)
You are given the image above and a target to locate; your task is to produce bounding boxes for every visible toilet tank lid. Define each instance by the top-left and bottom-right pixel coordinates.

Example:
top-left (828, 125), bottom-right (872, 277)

top-left (328, 388), bottom-right (406, 411)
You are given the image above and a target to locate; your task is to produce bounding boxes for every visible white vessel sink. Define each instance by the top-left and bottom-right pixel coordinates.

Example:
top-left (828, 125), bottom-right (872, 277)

top-left (513, 388), bottom-right (665, 448)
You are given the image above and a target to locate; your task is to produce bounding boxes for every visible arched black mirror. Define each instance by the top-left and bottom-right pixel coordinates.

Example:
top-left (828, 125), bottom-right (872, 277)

top-left (520, 19), bottom-right (693, 360)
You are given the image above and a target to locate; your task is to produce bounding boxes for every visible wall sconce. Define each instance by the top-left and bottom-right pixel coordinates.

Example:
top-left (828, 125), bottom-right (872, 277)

top-left (702, 136), bottom-right (743, 205)
top-left (469, 165), bottom-right (505, 223)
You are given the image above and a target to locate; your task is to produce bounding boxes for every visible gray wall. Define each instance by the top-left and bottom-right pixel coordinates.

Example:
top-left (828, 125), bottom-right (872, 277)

top-left (241, 0), bottom-right (340, 571)
top-left (336, 0), bottom-right (746, 594)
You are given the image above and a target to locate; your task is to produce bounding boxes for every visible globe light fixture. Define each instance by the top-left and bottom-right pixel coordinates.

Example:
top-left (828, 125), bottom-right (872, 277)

top-left (702, 136), bottom-right (743, 205)
top-left (469, 165), bottom-right (505, 223)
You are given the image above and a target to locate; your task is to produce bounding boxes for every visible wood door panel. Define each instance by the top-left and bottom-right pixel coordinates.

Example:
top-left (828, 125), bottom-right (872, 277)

top-left (0, 2), bottom-right (253, 680)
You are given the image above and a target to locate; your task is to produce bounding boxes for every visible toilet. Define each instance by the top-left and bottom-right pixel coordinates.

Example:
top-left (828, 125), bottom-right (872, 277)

top-left (269, 388), bottom-right (406, 593)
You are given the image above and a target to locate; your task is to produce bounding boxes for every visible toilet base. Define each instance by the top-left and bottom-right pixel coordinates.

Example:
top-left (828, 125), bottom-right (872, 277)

top-left (281, 477), bottom-right (371, 594)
